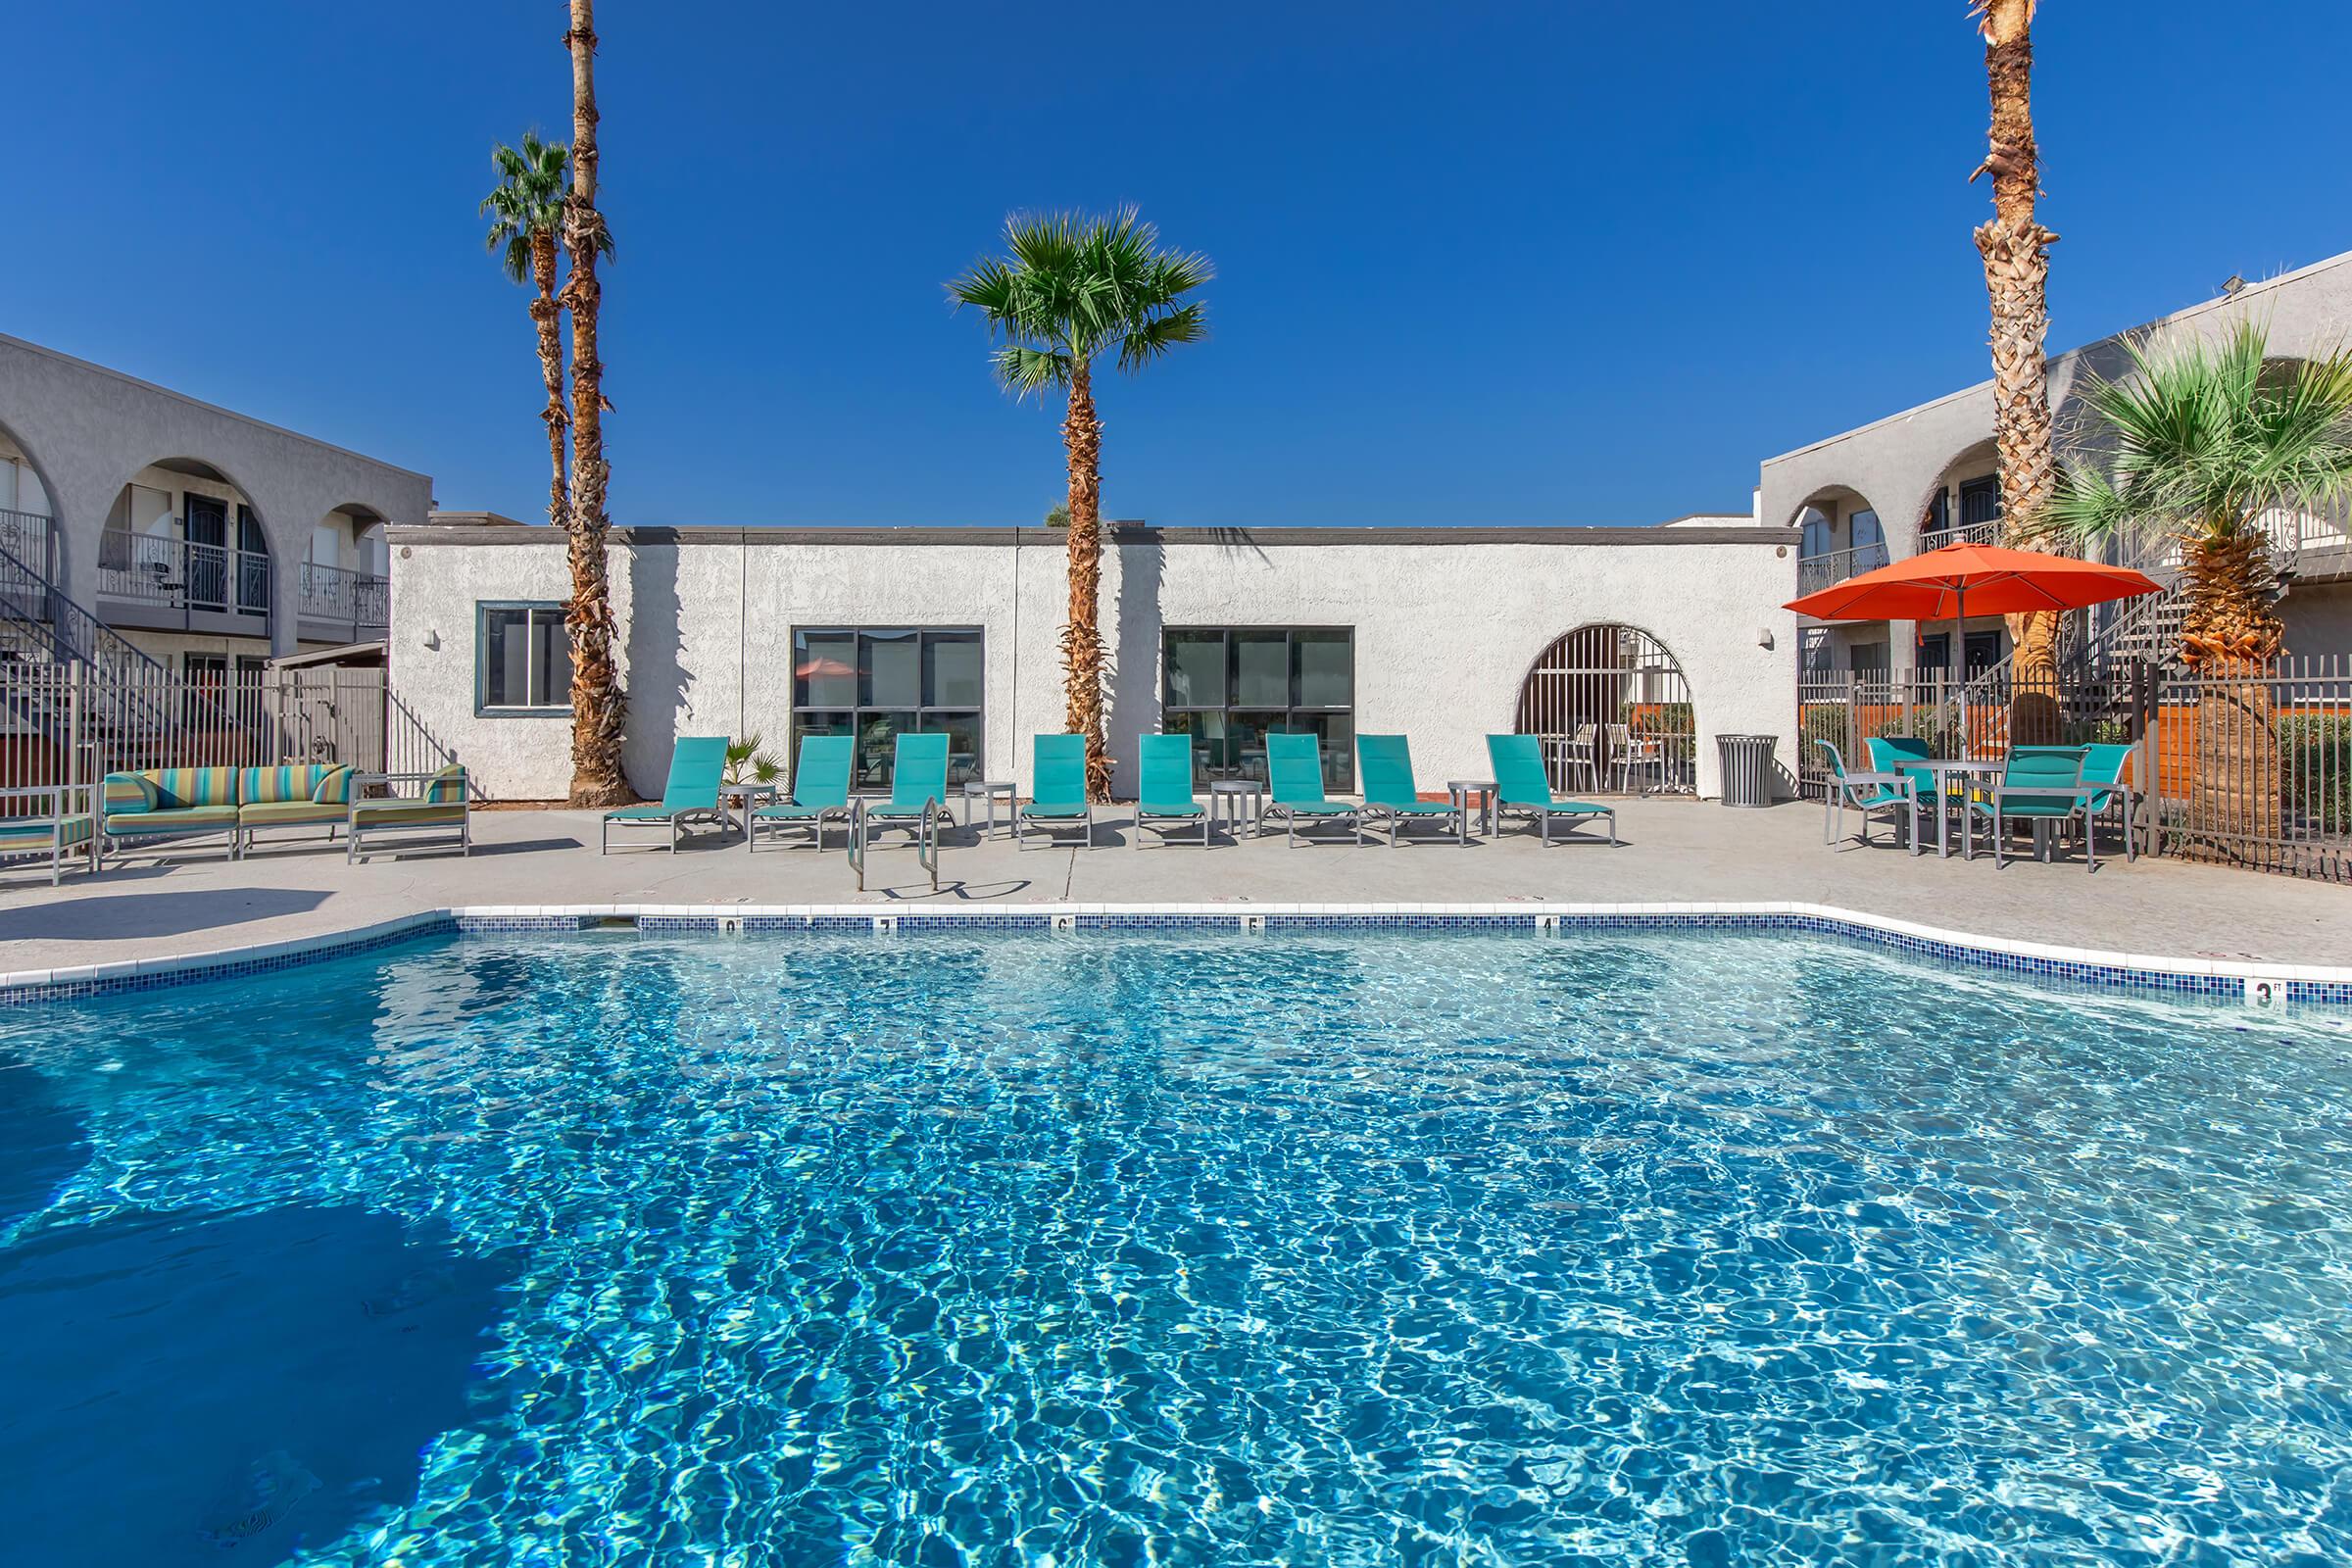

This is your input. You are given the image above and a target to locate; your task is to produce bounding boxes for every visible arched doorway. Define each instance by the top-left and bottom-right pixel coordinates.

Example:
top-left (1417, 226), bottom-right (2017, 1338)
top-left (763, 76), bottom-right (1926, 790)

top-left (1514, 625), bottom-right (1694, 795)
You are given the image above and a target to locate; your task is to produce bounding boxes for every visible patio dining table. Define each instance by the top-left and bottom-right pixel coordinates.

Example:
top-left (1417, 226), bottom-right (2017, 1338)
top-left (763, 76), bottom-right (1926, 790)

top-left (1908, 759), bottom-right (2003, 858)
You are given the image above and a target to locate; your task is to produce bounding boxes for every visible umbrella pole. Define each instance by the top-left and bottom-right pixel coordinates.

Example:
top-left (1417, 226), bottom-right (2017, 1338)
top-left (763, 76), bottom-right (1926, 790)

top-left (1953, 585), bottom-right (1967, 761)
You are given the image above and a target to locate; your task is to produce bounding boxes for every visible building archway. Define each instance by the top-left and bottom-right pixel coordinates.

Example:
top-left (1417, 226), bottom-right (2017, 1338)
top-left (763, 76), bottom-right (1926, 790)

top-left (0, 415), bottom-right (61, 580)
top-left (1513, 624), bottom-right (1694, 794)
top-left (96, 457), bottom-right (271, 637)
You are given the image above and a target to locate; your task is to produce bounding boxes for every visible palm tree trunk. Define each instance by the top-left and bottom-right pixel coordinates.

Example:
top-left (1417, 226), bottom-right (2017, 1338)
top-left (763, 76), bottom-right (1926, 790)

top-left (2180, 530), bottom-right (2285, 861)
top-left (1974, 0), bottom-right (2064, 744)
top-left (1060, 361), bottom-right (1111, 801)
top-left (529, 228), bottom-right (569, 535)
top-left (561, 0), bottom-right (629, 808)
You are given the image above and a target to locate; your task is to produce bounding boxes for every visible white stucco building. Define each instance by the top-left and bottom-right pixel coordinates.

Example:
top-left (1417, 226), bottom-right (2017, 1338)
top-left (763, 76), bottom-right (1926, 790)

top-left (388, 519), bottom-right (1800, 802)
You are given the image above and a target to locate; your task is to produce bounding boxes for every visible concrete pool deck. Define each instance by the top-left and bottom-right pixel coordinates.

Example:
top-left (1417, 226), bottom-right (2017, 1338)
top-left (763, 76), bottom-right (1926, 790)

top-left (0, 798), bottom-right (2342, 988)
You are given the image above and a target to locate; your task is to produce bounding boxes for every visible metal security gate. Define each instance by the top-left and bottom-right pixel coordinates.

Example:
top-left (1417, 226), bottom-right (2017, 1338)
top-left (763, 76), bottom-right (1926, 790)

top-left (1515, 625), bottom-right (1695, 794)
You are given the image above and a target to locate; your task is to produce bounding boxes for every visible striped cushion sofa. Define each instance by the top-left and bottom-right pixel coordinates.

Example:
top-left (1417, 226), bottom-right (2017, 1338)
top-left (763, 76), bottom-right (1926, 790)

top-left (99, 762), bottom-right (359, 861)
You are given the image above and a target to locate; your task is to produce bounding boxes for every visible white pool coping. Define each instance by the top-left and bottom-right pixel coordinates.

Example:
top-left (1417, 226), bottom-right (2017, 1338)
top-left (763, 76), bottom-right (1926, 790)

top-left (3, 901), bottom-right (2347, 1008)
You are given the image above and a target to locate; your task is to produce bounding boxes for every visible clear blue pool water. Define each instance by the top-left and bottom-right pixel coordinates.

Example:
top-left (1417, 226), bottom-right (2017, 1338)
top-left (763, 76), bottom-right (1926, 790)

top-left (2, 930), bottom-right (2349, 1566)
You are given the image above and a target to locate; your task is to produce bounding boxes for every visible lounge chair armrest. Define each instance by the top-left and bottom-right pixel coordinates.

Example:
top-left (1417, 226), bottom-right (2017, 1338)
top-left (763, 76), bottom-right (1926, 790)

top-left (1987, 785), bottom-right (2096, 804)
top-left (0, 784), bottom-right (73, 809)
top-left (1840, 770), bottom-right (1911, 788)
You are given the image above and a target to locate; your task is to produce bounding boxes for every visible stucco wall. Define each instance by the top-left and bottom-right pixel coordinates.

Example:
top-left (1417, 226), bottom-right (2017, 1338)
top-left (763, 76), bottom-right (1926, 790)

top-left (0, 334), bottom-right (431, 655)
top-left (390, 524), bottom-right (1803, 802)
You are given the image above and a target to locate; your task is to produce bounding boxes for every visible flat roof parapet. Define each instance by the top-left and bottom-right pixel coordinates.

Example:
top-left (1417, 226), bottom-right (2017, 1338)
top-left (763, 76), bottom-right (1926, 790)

top-left (389, 522), bottom-right (1801, 548)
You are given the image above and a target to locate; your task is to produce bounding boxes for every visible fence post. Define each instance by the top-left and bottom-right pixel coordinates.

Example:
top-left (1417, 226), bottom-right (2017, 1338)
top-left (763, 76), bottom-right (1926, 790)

top-left (2138, 661), bottom-right (2160, 860)
top-left (67, 659), bottom-right (85, 808)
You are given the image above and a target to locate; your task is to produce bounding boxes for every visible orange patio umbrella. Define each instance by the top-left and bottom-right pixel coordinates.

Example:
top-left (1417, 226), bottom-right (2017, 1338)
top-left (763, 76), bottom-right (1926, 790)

top-left (1784, 541), bottom-right (2161, 754)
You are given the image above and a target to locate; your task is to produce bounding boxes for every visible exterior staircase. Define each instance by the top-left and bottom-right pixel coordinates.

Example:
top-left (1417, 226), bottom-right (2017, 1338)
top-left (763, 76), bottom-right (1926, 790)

top-left (0, 525), bottom-right (264, 776)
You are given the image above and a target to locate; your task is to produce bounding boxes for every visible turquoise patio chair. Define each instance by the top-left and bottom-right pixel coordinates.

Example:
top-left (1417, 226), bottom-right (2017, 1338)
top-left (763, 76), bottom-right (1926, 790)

top-left (2078, 741), bottom-right (2139, 862)
top-left (749, 734), bottom-right (854, 852)
top-left (1356, 734), bottom-right (1465, 847)
top-left (1264, 732), bottom-right (1361, 847)
top-left (1814, 739), bottom-right (1919, 855)
top-left (1864, 735), bottom-right (1947, 847)
top-left (1018, 734), bottom-right (1097, 850)
top-left (1487, 734), bottom-right (1617, 846)
top-left (1134, 734), bottom-right (1208, 849)
top-left (1963, 745), bottom-right (2098, 869)
top-left (602, 735), bottom-right (729, 854)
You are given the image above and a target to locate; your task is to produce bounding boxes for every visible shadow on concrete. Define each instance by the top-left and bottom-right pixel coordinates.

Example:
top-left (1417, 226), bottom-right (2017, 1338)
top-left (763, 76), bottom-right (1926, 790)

top-left (1104, 538), bottom-right (1166, 797)
top-left (0, 1203), bottom-right (519, 1565)
top-left (878, 877), bottom-right (1033, 902)
top-left (466, 836), bottom-right (584, 858)
top-left (0, 888), bottom-right (329, 943)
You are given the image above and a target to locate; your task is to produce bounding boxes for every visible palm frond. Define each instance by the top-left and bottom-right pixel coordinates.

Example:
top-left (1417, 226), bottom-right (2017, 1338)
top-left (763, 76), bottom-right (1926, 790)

top-left (478, 131), bottom-right (570, 285)
top-left (2046, 320), bottom-right (2352, 554)
top-left (947, 207), bottom-right (1212, 390)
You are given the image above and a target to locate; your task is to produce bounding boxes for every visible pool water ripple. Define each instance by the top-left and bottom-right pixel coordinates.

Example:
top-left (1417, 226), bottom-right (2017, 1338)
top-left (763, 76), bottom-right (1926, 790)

top-left (1, 930), bottom-right (2349, 1565)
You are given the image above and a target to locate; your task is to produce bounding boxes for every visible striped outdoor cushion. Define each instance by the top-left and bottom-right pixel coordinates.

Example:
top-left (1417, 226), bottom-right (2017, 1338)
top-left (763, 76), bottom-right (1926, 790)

top-left (149, 767), bottom-right (238, 809)
top-left (103, 773), bottom-right (158, 813)
top-left (310, 765), bottom-right (356, 805)
top-left (422, 765), bottom-right (466, 805)
top-left (0, 815), bottom-right (93, 847)
top-left (239, 764), bottom-right (321, 806)
top-left (355, 801), bottom-right (466, 823)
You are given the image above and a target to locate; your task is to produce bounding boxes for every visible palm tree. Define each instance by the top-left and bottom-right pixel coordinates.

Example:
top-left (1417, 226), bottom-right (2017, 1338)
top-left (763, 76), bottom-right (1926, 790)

top-left (560, 0), bottom-right (628, 807)
top-left (1969, 0), bottom-right (2063, 739)
top-left (949, 210), bottom-right (1213, 800)
top-left (479, 133), bottom-right (574, 536)
top-left (2042, 322), bottom-right (2352, 853)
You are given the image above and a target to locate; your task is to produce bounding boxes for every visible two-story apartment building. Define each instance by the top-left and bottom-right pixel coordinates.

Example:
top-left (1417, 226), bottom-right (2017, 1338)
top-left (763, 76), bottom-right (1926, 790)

top-left (0, 334), bottom-right (430, 700)
top-left (1763, 251), bottom-right (2352, 682)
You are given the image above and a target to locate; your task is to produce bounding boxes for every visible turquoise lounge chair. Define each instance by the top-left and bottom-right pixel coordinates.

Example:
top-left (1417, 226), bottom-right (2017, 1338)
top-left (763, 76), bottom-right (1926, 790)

top-left (1018, 734), bottom-right (1097, 850)
top-left (602, 736), bottom-right (729, 854)
top-left (1134, 734), bottom-right (1208, 849)
top-left (1816, 739), bottom-right (1919, 854)
top-left (856, 731), bottom-right (952, 848)
top-left (1356, 734), bottom-right (1465, 847)
top-left (1963, 744), bottom-right (2098, 869)
top-left (749, 734), bottom-right (854, 852)
top-left (1264, 733), bottom-right (1361, 847)
top-left (1487, 734), bottom-right (1617, 846)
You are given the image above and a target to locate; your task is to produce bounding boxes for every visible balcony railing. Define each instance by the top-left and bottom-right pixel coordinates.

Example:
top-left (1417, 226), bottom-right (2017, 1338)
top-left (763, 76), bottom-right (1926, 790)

top-left (298, 561), bottom-right (390, 638)
top-left (0, 507), bottom-right (53, 578)
top-left (1923, 518), bottom-right (2001, 551)
top-left (97, 529), bottom-right (271, 624)
top-left (1794, 538), bottom-right (1890, 598)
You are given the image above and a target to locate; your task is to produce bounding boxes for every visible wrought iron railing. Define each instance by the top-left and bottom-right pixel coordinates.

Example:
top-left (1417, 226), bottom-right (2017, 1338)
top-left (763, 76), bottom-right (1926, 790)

top-left (1922, 518), bottom-right (2000, 552)
top-left (96, 529), bottom-right (272, 620)
top-left (1794, 538), bottom-right (1891, 598)
top-left (0, 507), bottom-right (52, 581)
top-left (297, 561), bottom-right (391, 637)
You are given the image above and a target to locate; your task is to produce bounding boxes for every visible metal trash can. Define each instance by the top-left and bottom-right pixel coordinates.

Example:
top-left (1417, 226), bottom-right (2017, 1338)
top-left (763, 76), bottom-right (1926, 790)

top-left (1715, 733), bottom-right (1778, 808)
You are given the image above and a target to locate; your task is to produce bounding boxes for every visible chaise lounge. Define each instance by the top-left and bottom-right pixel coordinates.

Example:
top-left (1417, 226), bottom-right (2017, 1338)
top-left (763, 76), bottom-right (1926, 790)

top-left (347, 765), bottom-right (470, 861)
top-left (1133, 733), bottom-right (1209, 848)
top-left (1486, 734), bottom-right (1617, 846)
top-left (1263, 732), bottom-right (1362, 847)
top-left (602, 736), bottom-right (730, 854)
top-left (749, 734), bottom-right (854, 851)
top-left (1018, 734), bottom-right (1098, 849)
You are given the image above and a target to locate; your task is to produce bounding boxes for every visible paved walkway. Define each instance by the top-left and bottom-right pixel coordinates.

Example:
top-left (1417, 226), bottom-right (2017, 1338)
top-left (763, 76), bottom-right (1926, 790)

top-left (0, 798), bottom-right (2342, 978)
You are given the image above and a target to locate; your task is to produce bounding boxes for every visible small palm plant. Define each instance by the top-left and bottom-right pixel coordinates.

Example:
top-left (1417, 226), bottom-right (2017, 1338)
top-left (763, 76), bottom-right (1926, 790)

top-left (2042, 320), bottom-right (2352, 853)
top-left (950, 209), bottom-right (1213, 800)
top-left (723, 736), bottom-right (781, 789)
top-left (2042, 321), bottom-right (2352, 667)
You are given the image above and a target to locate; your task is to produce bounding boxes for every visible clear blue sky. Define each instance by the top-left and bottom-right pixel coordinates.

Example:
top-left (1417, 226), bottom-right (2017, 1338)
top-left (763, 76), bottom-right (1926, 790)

top-left (7, 2), bottom-right (2347, 528)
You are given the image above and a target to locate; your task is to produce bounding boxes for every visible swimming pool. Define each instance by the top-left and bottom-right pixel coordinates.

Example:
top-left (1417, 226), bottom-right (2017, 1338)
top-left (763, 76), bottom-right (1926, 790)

top-left (2, 928), bottom-right (2347, 1565)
